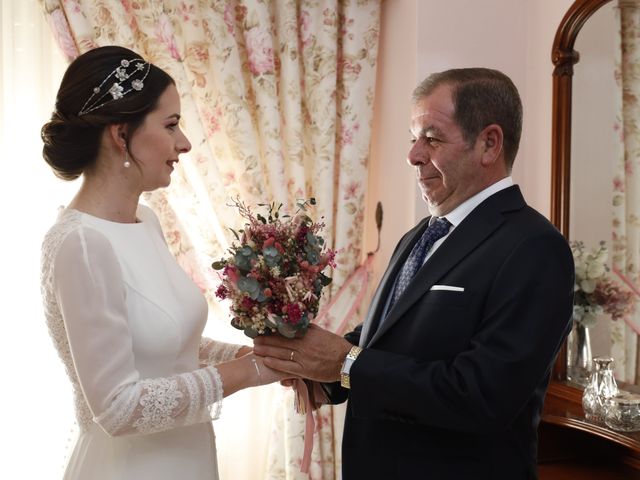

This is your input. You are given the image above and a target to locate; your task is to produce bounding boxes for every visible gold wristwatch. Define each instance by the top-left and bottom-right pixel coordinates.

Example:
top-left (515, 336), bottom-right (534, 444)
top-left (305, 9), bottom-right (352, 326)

top-left (340, 346), bottom-right (363, 389)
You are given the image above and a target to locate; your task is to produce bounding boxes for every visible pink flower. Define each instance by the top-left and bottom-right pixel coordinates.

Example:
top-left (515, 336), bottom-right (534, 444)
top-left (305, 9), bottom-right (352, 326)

top-left (593, 279), bottom-right (636, 320)
top-left (215, 284), bottom-right (228, 300)
top-left (121, 0), bottom-right (133, 14)
top-left (65, 0), bottom-right (82, 14)
top-left (245, 27), bottom-right (275, 75)
top-left (179, 2), bottom-right (195, 22)
top-left (223, 265), bottom-right (239, 284)
top-left (165, 230), bottom-right (181, 247)
top-left (340, 122), bottom-right (360, 147)
top-left (344, 181), bottom-right (360, 200)
top-left (285, 302), bottom-right (303, 324)
top-left (48, 9), bottom-right (79, 61)
top-left (241, 296), bottom-right (257, 310)
top-left (338, 56), bottom-right (362, 78)
top-left (156, 14), bottom-right (181, 60)
top-left (222, 171), bottom-right (237, 186)
top-left (224, 3), bottom-right (235, 35)
top-left (299, 10), bottom-right (312, 46)
top-left (613, 176), bottom-right (624, 193)
top-left (201, 103), bottom-right (221, 137)
top-left (625, 158), bottom-right (634, 176)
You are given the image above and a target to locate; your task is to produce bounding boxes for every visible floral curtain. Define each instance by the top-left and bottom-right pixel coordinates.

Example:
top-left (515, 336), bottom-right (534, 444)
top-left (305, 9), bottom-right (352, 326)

top-left (40, 0), bottom-right (381, 478)
top-left (612, 0), bottom-right (640, 384)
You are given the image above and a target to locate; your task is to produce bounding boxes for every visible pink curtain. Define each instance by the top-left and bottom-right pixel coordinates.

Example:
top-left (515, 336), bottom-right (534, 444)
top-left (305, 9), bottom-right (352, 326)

top-left (40, 0), bottom-right (381, 477)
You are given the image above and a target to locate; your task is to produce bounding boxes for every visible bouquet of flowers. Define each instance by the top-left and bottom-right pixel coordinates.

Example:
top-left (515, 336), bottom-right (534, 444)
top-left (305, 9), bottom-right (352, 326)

top-left (571, 240), bottom-right (636, 327)
top-left (212, 198), bottom-right (336, 338)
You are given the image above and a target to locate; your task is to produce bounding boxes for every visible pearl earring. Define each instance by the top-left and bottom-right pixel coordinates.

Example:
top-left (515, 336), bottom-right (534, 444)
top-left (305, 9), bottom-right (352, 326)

top-left (123, 147), bottom-right (131, 168)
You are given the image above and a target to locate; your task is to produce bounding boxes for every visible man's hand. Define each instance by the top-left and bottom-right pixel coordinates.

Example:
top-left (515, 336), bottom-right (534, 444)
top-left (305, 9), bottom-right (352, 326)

top-left (253, 324), bottom-right (353, 383)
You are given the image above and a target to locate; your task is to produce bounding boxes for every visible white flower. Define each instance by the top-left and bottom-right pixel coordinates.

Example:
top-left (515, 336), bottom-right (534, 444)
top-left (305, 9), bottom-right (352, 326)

top-left (580, 278), bottom-right (597, 294)
top-left (573, 304), bottom-right (585, 320)
top-left (131, 79), bottom-right (144, 91)
top-left (586, 261), bottom-right (606, 279)
top-left (115, 67), bottom-right (127, 81)
top-left (108, 82), bottom-right (124, 99)
top-left (580, 312), bottom-right (598, 328)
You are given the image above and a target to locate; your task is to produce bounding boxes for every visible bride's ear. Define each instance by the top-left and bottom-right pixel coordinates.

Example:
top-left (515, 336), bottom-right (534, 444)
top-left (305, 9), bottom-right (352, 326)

top-left (106, 124), bottom-right (129, 152)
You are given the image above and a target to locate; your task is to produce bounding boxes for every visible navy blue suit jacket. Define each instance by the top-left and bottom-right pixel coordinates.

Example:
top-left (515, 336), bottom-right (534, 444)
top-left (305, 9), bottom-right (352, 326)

top-left (325, 186), bottom-right (574, 479)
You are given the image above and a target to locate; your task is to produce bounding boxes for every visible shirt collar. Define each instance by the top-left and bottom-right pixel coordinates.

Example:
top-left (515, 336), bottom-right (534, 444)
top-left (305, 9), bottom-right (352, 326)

top-left (438, 176), bottom-right (513, 228)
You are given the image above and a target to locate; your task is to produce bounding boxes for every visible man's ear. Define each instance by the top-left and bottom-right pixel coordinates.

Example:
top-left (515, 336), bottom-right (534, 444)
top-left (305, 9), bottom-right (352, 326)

top-left (478, 124), bottom-right (503, 167)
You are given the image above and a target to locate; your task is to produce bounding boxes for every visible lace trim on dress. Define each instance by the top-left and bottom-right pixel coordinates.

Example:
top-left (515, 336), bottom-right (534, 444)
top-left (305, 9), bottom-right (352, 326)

top-left (133, 378), bottom-right (182, 434)
top-left (184, 371), bottom-right (200, 425)
top-left (208, 367), bottom-right (224, 420)
top-left (199, 337), bottom-right (242, 366)
top-left (41, 210), bottom-right (94, 430)
top-left (95, 367), bottom-right (223, 436)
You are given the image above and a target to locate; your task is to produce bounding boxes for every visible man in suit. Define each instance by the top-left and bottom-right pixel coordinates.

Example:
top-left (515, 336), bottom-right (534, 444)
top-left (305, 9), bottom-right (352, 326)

top-left (254, 68), bottom-right (575, 479)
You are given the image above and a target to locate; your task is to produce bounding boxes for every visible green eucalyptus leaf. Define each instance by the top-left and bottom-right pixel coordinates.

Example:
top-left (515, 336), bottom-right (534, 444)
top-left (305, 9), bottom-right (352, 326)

top-left (244, 327), bottom-right (259, 338)
top-left (265, 315), bottom-right (280, 329)
top-left (230, 318), bottom-right (244, 330)
top-left (277, 322), bottom-right (297, 339)
top-left (238, 276), bottom-right (261, 299)
top-left (305, 245), bottom-right (320, 264)
top-left (263, 245), bottom-right (282, 267)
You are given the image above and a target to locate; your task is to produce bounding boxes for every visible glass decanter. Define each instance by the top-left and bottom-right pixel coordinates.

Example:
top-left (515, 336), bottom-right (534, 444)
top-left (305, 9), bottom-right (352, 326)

top-left (582, 356), bottom-right (618, 422)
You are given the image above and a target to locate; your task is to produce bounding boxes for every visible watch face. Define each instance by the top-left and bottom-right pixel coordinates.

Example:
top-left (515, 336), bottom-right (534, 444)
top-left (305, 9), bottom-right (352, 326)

top-left (341, 358), bottom-right (352, 374)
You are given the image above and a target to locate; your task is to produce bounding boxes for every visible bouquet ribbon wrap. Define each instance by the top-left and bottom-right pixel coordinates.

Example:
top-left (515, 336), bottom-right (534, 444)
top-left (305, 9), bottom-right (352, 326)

top-left (293, 255), bottom-right (374, 473)
top-left (293, 379), bottom-right (323, 473)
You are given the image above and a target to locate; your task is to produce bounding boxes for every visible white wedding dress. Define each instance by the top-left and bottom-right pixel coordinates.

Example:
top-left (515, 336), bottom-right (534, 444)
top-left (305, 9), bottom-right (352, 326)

top-left (41, 205), bottom-right (240, 479)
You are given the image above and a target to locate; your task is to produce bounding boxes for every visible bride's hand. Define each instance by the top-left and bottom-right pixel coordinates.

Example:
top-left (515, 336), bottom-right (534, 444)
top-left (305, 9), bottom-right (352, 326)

top-left (244, 352), bottom-right (293, 386)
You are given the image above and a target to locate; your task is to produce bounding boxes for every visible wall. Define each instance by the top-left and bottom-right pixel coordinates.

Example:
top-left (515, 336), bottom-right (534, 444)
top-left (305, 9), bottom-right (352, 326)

top-left (365, 0), bottom-right (575, 287)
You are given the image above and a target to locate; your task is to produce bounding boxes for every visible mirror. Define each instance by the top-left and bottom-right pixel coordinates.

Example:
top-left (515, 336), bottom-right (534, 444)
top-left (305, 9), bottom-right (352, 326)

top-left (550, 0), bottom-right (614, 381)
top-left (570, 2), bottom-right (618, 363)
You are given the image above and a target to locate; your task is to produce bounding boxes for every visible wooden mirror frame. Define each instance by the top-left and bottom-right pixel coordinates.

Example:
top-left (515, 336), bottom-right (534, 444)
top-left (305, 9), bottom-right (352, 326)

top-left (541, 4), bottom-right (640, 472)
top-left (550, 0), bottom-right (613, 382)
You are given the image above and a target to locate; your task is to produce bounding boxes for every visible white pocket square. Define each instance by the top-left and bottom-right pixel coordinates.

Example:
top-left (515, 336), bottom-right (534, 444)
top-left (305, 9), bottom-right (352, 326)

top-left (429, 285), bottom-right (465, 292)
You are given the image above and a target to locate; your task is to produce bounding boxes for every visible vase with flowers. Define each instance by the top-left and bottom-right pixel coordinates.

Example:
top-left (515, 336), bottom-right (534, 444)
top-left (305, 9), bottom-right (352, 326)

top-left (568, 241), bottom-right (636, 385)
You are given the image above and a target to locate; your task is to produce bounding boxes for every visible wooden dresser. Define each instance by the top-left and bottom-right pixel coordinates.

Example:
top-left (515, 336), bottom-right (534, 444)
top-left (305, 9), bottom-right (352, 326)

top-left (538, 382), bottom-right (640, 479)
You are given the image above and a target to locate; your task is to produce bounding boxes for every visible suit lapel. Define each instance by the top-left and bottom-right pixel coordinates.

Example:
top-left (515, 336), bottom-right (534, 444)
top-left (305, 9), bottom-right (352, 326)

top-left (365, 185), bottom-right (526, 346)
top-left (359, 218), bottom-right (431, 346)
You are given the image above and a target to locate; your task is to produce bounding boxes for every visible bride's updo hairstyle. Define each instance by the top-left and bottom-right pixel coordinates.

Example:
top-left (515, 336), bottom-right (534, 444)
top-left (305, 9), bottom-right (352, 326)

top-left (41, 45), bottom-right (175, 180)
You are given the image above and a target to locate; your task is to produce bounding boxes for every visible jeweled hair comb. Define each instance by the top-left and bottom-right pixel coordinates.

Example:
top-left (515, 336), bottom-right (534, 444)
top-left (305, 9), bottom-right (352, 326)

top-left (78, 58), bottom-right (151, 116)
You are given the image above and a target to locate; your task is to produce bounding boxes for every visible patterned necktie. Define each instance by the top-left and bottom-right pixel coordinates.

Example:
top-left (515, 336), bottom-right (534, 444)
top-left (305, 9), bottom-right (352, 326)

top-left (390, 217), bottom-right (452, 305)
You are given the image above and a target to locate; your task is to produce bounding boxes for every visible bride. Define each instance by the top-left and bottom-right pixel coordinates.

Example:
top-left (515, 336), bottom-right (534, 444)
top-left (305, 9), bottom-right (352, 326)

top-left (40, 45), bottom-right (287, 479)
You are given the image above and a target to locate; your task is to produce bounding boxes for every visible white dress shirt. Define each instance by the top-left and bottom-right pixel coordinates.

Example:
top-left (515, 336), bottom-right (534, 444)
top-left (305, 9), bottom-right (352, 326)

top-left (423, 176), bottom-right (514, 265)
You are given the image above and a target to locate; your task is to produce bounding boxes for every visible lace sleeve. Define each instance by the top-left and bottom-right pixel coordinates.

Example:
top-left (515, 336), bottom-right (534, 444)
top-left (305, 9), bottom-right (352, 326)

top-left (96, 366), bottom-right (223, 436)
top-left (54, 226), bottom-right (224, 437)
top-left (199, 337), bottom-right (243, 366)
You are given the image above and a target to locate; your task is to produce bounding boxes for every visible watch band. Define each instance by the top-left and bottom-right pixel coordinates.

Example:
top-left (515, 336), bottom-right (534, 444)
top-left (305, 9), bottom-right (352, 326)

top-left (340, 345), bottom-right (363, 389)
